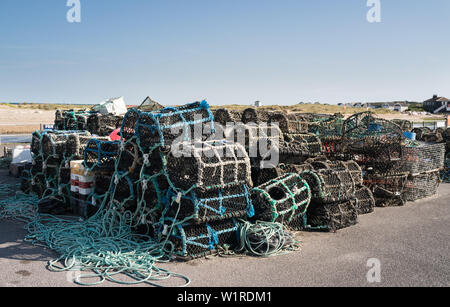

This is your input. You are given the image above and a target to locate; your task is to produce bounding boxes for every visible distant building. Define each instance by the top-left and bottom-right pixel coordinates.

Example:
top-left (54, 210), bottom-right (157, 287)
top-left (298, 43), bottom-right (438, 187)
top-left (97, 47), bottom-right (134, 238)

top-left (393, 103), bottom-right (409, 112)
top-left (254, 101), bottom-right (262, 108)
top-left (423, 95), bottom-right (450, 114)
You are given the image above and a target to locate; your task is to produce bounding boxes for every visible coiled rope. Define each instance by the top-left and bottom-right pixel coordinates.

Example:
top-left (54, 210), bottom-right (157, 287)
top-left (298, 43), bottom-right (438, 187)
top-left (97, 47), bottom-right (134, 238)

top-left (236, 220), bottom-right (299, 257)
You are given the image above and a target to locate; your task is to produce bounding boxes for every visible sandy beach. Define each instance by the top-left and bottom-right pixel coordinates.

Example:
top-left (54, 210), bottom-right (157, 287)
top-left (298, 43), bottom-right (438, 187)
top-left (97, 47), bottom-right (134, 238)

top-left (0, 106), bottom-right (55, 134)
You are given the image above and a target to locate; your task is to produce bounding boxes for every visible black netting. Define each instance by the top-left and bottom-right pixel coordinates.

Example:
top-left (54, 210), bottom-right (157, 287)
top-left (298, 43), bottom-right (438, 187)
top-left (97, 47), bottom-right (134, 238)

top-left (120, 108), bottom-right (141, 140)
top-left (165, 141), bottom-right (252, 191)
top-left (364, 173), bottom-right (408, 207)
top-left (300, 165), bottom-right (358, 204)
top-left (412, 127), bottom-right (432, 140)
top-left (305, 200), bottom-right (358, 232)
top-left (66, 135), bottom-right (109, 160)
top-left (169, 219), bottom-right (239, 259)
top-left (354, 186), bottom-right (375, 215)
top-left (251, 173), bottom-right (311, 229)
top-left (42, 131), bottom-right (91, 160)
top-left (241, 108), bottom-right (270, 124)
top-left (392, 119), bottom-right (413, 131)
top-left (116, 140), bottom-right (143, 178)
top-left (214, 109), bottom-right (243, 126)
top-left (165, 184), bottom-right (253, 224)
top-left (84, 139), bottom-right (120, 170)
top-left (403, 171), bottom-right (440, 202)
top-left (136, 101), bottom-right (215, 152)
top-left (88, 114), bottom-right (123, 136)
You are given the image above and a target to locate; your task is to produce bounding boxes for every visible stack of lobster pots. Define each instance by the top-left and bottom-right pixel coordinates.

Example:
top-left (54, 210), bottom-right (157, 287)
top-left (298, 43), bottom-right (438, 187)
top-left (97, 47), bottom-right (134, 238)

top-left (25, 128), bottom-right (107, 215)
top-left (341, 112), bottom-right (446, 207)
top-left (214, 108), bottom-right (373, 233)
top-left (22, 104), bottom-right (447, 260)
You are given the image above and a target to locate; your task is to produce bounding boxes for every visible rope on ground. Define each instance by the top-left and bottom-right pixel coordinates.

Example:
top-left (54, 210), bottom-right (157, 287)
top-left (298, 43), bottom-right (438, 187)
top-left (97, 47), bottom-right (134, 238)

top-left (22, 203), bottom-right (191, 287)
top-left (0, 184), bottom-right (38, 223)
top-left (235, 219), bottom-right (300, 257)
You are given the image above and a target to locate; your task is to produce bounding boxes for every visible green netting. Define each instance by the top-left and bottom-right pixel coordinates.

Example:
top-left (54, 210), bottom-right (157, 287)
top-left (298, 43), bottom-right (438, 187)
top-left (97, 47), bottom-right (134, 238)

top-left (251, 173), bottom-right (311, 230)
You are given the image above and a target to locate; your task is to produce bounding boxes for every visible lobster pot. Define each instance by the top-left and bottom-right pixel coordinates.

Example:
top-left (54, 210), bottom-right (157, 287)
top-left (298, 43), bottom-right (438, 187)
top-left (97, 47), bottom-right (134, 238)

top-left (165, 141), bottom-right (252, 191)
top-left (63, 112), bottom-right (78, 131)
top-left (400, 143), bottom-right (446, 175)
top-left (268, 112), bottom-right (309, 134)
top-left (228, 123), bottom-right (283, 162)
top-left (55, 110), bottom-right (63, 121)
top-left (66, 135), bottom-right (108, 160)
top-left (241, 108), bottom-right (270, 124)
top-left (137, 177), bottom-right (166, 216)
top-left (31, 173), bottom-right (46, 198)
top-left (116, 140), bottom-right (143, 177)
top-left (345, 160), bottom-right (363, 186)
top-left (75, 114), bottom-right (89, 131)
top-left (31, 131), bottom-right (45, 157)
top-left (93, 171), bottom-right (113, 196)
top-left (42, 131), bottom-right (91, 160)
top-left (306, 159), bottom-right (363, 186)
top-left (284, 133), bottom-right (322, 156)
top-left (165, 184), bottom-right (253, 224)
top-left (308, 115), bottom-right (344, 138)
top-left (251, 162), bottom-right (315, 187)
top-left (30, 158), bottom-right (43, 176)
top-left (136, 101), bottom-right (215, 151)
top-left (343, 112), bottom-right (404, 142)
top-left (84, 139), bottom-right (120, 170)
top-left (412, 127), bottom-right (432, 141)
top-left (364, 174), bottom-right (408, 207)
top-left (403, 171), bottom-right (441, 202)
top-left (111, 173), bottom-right (138, 214)
top-left (251, 165), bottom-right (287, 187)
top-left (42, 133), bottom-right (67, 159)
top-left (321, 136), bottom-right (345, 158)
top-left (214, 109), bottom-right (243, 126)
top-left (421, 132), bottom-right (444, 144)
top-left (43, 162), bottom-right (60, 181)
top-left (345, 140), bottom-right (404, 174)
top-left (305, 200), bottom-right (358, 232)
top-left (168, 219), bottom-right (240, 259)
top-left (278, 134), bottom-right (322, 164)
top-left (54, 119), bottom-right (64, 130)
top-left (300, 169), bottom-right (356, 204)
top-left (88, 113), bottom-right (123, 136)
top-left (59, 165), bottom-right (71, 186)
top-left (392, 119), bottom-right (413, 131)
top-left (120, 108), bottom-right (141, 140)
top-left (251, 173), bottom-right (311, 229)
top-left (354, 186), bottom-right (375, 215)
top-left (54, 110), bottom-right (64, 130)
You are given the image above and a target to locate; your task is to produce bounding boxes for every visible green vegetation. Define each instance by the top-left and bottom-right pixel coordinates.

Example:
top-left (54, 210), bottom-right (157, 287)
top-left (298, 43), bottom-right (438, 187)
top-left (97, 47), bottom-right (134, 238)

top-left (407, 103), bottom-right (425, 112)
top-left (0, 103), bottom-right (93, 111)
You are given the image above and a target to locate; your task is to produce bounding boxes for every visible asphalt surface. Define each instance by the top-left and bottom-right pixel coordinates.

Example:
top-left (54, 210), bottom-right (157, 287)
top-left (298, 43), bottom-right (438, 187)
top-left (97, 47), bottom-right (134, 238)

top-left (0, 169), bottom-right (449, 287)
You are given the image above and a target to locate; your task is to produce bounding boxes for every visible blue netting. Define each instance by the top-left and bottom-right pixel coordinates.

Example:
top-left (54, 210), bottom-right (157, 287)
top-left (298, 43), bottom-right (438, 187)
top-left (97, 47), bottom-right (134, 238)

top-left (167, 218), bottom-right (240, 259)
top-left (164, 184), bottom-right (254, 224)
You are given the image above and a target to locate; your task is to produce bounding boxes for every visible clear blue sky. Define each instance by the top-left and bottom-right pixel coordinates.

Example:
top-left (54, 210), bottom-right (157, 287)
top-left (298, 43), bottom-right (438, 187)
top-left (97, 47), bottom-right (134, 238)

top-left (1, 0), bottom-right (449, 106)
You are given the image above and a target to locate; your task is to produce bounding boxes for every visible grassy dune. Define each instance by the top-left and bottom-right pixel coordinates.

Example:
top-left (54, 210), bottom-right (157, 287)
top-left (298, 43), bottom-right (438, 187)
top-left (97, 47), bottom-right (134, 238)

top-left (211, 103), bottom-right (397, 115)
top-left (0, 103), bottom-right (92, 111)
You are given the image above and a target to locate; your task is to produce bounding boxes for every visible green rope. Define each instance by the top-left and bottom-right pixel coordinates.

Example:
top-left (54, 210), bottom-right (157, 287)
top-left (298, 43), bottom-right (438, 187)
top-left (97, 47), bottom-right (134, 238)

top-left (235, 220), bottom-right (299, 257)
